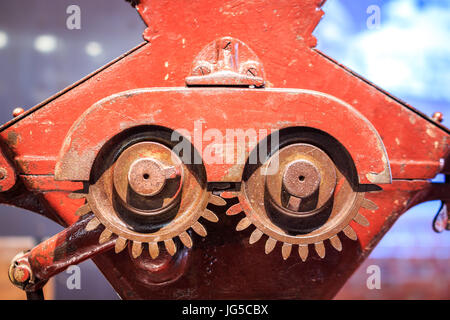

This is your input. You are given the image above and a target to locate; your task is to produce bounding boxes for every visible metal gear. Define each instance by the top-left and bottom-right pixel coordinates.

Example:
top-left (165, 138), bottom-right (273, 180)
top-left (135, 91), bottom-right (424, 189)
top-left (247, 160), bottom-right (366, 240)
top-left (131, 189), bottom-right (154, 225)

top-left (224, 140), bottom-right (379, 261)
top-left (70, 133), bottom-right (226, 259)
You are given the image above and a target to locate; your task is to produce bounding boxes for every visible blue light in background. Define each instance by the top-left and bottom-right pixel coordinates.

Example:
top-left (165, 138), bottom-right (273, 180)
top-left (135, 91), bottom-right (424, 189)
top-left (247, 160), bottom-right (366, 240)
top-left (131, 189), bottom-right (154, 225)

top-left (315, 0), bottom-right (450, 259)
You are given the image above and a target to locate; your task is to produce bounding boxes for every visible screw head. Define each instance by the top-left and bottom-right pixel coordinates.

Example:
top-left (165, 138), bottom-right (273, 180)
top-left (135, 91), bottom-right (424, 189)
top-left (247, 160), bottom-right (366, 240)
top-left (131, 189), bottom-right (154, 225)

top-left (282, 159), bottom-right (321, 199)
top-left (432, 112), bottom-right (444, 123)
top-left (12, 108), bottom-right (25, 117)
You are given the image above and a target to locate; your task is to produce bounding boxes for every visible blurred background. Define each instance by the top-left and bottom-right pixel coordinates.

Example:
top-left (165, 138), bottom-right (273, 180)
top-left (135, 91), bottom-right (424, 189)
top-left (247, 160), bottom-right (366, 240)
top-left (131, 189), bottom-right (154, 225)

top-left (0, 0), bottom-right (448, 299)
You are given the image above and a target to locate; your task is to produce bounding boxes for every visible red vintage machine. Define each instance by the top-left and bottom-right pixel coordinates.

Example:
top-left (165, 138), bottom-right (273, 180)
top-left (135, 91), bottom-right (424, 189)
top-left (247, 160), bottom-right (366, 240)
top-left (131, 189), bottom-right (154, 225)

top-left (3, 0), bottom-right (449, 299)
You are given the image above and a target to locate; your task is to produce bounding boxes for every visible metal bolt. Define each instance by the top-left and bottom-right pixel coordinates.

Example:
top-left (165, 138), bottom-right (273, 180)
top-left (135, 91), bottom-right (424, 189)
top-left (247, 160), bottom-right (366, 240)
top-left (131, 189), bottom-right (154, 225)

top-left (12, 107), bottom-right (25, 117)
top-left (432, 112), bottom-right (444, 123)
top-left (282, 159), bottom-right (321, 211)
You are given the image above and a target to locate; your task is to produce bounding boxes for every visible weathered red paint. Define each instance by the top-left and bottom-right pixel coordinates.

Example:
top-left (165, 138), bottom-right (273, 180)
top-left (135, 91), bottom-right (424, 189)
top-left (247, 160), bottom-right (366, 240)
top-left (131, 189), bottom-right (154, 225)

top-left (1, 0), bottom-right (448, 299)
top-left (55, 88), bottom-right (391, 184)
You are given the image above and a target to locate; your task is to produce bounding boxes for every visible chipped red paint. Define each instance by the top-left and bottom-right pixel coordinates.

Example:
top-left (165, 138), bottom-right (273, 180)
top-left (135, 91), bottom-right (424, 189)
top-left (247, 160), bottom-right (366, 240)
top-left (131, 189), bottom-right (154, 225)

top-left (1, 0), bottom-right (449, 299)
top-left (23, 216), bottom-right (115, 290)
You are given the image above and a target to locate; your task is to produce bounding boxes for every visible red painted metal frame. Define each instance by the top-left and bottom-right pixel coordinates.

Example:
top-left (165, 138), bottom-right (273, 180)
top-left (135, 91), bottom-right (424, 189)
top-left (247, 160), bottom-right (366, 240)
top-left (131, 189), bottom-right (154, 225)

top-left (1, 0), bottom-right (449, 299)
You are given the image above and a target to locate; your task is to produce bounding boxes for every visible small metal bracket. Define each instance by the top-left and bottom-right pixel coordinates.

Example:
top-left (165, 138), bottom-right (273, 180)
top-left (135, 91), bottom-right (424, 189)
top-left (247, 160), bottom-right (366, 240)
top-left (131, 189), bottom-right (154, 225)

top-left (186, 37), bottom-right (265, 87)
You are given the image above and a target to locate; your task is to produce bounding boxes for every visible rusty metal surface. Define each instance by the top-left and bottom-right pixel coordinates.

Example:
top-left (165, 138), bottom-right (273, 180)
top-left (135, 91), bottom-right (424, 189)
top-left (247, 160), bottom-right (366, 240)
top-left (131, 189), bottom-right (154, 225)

top-left (185, 37), bottom-right (265, 87)
top-left (235, 139), bottom-right (371, 261)
top-left (266, 144), bottom-right (336, 213)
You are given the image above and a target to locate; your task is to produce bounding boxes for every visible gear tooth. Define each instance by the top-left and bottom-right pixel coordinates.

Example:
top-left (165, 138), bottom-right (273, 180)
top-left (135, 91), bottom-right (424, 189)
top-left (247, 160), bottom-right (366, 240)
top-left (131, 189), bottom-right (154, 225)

top-left (192, 221), bottom-right (207, 237)
top-left (209, 195), bottom-right (227, 206)
top-left (75, 203), bottom-right (91, 217)
top-left (281, 243), bottom-right (292, 260)
top-left (220, 191), bottom-right (238, 199)
top-left (99, 228), bottom-right (113, 244)
top-left (68, 192), bottom-right (88, 200)
top-left (115, 237), bottom-right (128, 253)
top-left (329, 235), bottom-right (342, 252)
top-left (164, 239), bottom-right (177, 256)
top-left (131, 241), bottom-right (143, 259)
top-left (298, 245), bottom-right (309, 262)
top-left (236, 217), bottom-right (252, 231)
top-left (362, 198), bottom-right (378, 211)
top-left (226, 203), bottom-right (243, 216)
top-left (249, 228), bottom-right (263, 244)
top-left (148, 242), bottom-right (159, 259)
top-left (314, 241), bottom-right (326, 259)
top-left (343, 225), bottom-right (358, 241)
top-left (179, 231), bottom-right (193, 248)
top-left (85, 217), bottom-right (101, 232)
top-left (202, 209), bottom-right (219, 223)
top-left (354, 213), bottom-right (370, 227)
top-left (265, 238), bottom-right (277, 254)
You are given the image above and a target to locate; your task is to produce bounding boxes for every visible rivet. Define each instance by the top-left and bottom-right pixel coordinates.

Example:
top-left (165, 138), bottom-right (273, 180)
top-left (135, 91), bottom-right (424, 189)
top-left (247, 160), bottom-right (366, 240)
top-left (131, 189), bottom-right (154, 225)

top-left (12, 107), bottom-right (25, 117)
